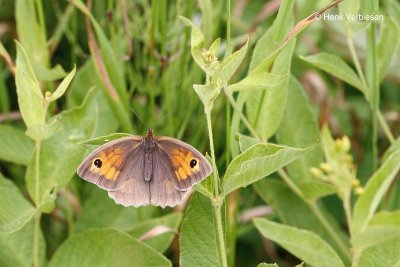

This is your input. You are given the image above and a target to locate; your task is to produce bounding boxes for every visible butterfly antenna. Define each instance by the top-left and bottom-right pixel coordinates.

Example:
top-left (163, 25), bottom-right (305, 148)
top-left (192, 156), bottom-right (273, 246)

top-left (152, 111), bottom-right (174, 128)
top-left (129, 107), bottom-right (147, 127)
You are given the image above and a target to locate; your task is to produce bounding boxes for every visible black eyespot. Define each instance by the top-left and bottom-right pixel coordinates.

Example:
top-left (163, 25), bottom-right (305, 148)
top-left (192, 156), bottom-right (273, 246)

top-left (190, 159), bottom-right (197, 168)
top-left (94, 159), bottom-right (102, 168)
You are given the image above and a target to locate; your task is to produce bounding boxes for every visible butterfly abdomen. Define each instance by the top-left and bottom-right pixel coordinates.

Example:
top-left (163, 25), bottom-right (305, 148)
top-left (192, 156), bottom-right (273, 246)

top-left (144, 152), bottom-right (153, 182)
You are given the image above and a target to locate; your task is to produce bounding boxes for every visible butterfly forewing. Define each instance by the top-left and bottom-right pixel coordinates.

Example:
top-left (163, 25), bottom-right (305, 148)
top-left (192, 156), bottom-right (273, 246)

top-left (156, 137), bottom-right (213, 190)
top-left (77, 136), bottom-right (142, 190)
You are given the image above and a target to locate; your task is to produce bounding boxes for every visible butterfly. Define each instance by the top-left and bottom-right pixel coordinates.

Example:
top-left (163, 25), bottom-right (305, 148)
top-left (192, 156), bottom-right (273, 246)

top-left (77, 129), bottom-right (212, 208)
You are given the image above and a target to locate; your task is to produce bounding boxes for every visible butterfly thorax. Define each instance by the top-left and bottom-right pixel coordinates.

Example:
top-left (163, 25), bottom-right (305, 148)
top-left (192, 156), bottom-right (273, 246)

top-left (143, 128), bottom-right (157, 181)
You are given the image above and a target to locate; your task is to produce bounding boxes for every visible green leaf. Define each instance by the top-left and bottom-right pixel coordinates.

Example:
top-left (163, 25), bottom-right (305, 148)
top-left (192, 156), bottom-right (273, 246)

top-left (223, 143), bottom-right (317, 196)
top-left (48, 229), bottom-right (171, 267)
top-left (15, 41), bottom-right (45, 128)
top-left (226, 72), bottom-right (287, 93)
top-left (237, 134), bottom-right (260, 152)
top-left (0, 220), bottom-right (46, 267)
top-left (352, 149), bottom-right (400, 235)
top-left (254, 218), bottom-right (345, 267)
top-left (297, 181), bottom-right (337, 202)
top-left (369, 211), bottom-right (400, 226)
top-left (247, 39), bottom-right (295, 140)
top-left (378, 17), bottom-right (399, 82)
top-left (80, 133), bottom-right (133, 145)
top-left (0, 125), bottom-right (34, 165)
top-left (25, 116), bottom-right (62, 141)
top-left (352, 236), bottom-right (400, 267)
top-left (128, 213), bottom-right (182, 253)
top-left (352, 225), bottom-right (400, 250)
top-left (254, 180), bottom-right (350, 263)
top-left (213, 39), bottom-right (249, 87)
top-left (26, 89), bottom-right (98, 211)
top-left (276, 76), bottom-right (323, 185)
top-left (179, 16), bottom-right (206, 71)
top-left (180, 193), bottom-right (222, 267)
top-left (300, 53), bottom-right (365, 95)
top-left (0, 175), bottom-right (35, 233)
top-left (49, 65), bottom-right (77, 102)
top-left (193, 83), bottom-right (220, 110)
top-left (15, 0), bottom-right (48, 69)
top-left (74, 188), bottom-right (155, 233)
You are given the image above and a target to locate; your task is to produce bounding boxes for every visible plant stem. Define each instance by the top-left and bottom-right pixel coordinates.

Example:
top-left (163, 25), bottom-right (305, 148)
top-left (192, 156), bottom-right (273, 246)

top-left (225, 0), bottom-right (232, 57)
top-left (205, 109), bottom-right (228, 267)
top-left (34, 141), bottom-right (41, 267)
top-left (225, 92), bottom-right (261, 140)
top-left (348, 33), bottom-right (394, 145)
top-left (309, 202), bottom-right (351, 262)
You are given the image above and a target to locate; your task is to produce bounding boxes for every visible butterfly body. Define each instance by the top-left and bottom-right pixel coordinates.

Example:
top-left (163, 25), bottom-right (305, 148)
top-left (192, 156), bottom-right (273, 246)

top-left (77, 129), bottom-right (212, 208)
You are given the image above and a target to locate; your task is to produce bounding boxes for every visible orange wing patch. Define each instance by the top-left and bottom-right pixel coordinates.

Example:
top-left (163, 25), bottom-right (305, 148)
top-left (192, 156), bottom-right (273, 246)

top-left (171, 148), bottom-right (201, 180)
top-left (90, 148), bottom-right (124, 180)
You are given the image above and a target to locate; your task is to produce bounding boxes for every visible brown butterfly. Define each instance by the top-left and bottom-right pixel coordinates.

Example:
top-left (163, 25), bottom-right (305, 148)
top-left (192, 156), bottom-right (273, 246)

top-left (77, 129), bottom-right (212, 208)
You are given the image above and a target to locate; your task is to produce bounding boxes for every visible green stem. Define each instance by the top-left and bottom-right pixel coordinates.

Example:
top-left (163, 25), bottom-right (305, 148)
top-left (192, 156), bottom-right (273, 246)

top-left (342, 190), bottom-right (352, 233)
top-left (366, 24), bottom-right (379, 171)
top-left (34, 213), bottom-right (41, 267)
top-left (225, 92), bottom-right (261, 140)
top-left (348, 32), bottom-right (394, 153)
top-left (34, 141), bottom-right (41, 267)
top-left (205, 109), bottom-right (228, 267)
top-left (309, 202), bottom-right (351, 262)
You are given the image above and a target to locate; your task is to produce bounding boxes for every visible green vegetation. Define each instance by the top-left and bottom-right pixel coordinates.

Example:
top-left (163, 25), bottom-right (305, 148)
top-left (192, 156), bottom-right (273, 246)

top-left (0, 0), bottom-right (399, 266)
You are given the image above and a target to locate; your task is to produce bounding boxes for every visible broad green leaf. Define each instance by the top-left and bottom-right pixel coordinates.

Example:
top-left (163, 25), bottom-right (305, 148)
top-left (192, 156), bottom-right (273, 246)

top-left (80, 133), bottom-right (133, 145)
top-left (25, 116), bottom-right (62, 141)
top-left (352, 149), bottom-right (400, 235)
top-left (369, 211), bottom-right (400, 226)
top-left (26, 90), bottom-right (98, 211)
top-left (352, 237), bottom-right (400, 267)
top-left (254, 180), bottom-right (351, 263)
top-left (48, 229), bottom-right (171, 267)
top-left (223, 142), bottom-right (317, 196)
top-left (15, 0), bottom-right (48, 69)
top-left (15, 41), bottom-right (45, 128)
top-left (247, 39), bottom-right (295, 140)
top-left (297, 181), bottom-right (337, 202)
top-left (0, 125), bottom-right (34, 165)
top-left (193, 83), bottom-right (220, 110)
top-left (49, 65), bottom-right (77, 102)
top-left (179, 16), bottom-right (206, 71)
top-left (237, 134), bottom-right (259, 152)
top-left (227, 73), bottom-right (287, 93)
top-left (213, 39), bottom-right (249, 87)
top-left (75, 188), bottom-right (155, 233)
top-left (128, 213), bottom-right (182, 253)
top-left (378, 17), bottom-right (399, 82)
top-left (276, 76), bottom-right (323, 185)
top-left (352, 225), bottom-right (400, 250)
top-left (300, 53), bottom-right (365, 95)
top-left (0, 175), bottom-right (35, 233)
top-left (180, 193), bottom-right (222, 267)
top-left (0, 219), bottom-right (46, 267)
top-left (254, 218), bottom-right (345, 267)
top-left (31, 63), bottom-right (67, 82)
